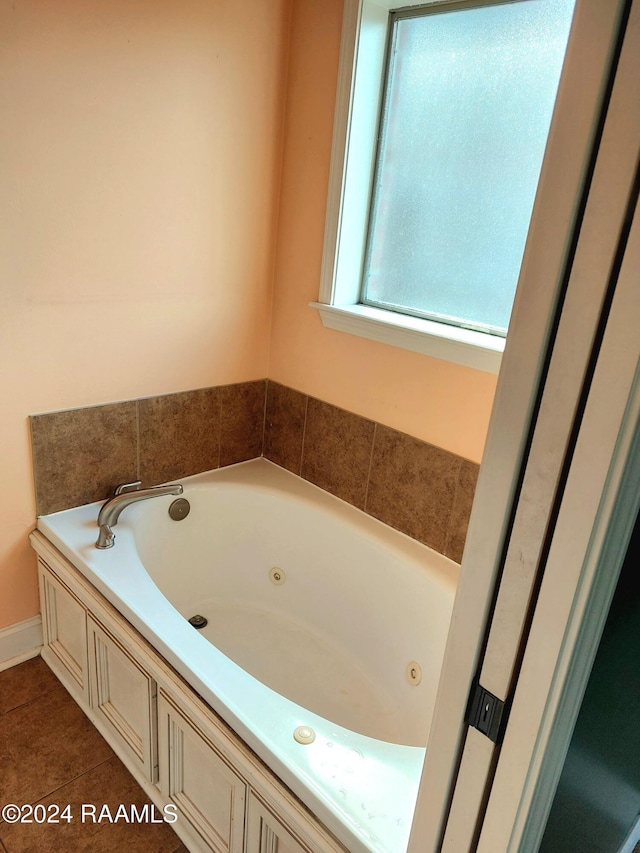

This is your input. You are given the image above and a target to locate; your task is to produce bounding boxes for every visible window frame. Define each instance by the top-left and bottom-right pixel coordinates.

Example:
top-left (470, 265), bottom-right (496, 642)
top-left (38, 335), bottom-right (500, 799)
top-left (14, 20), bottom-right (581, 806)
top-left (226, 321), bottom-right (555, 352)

top-left (313, 0), bottom-right (558, 375)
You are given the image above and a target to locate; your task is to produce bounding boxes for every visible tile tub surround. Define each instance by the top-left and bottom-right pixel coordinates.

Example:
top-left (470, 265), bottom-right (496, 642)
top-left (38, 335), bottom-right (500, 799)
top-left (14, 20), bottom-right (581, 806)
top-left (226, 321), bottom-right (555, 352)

top-left (30, 378), bottom-right (478, 562)
top-left (30, 380), bottom-right (266, 516)
top-left (264, 381), bottom-right (479, 563)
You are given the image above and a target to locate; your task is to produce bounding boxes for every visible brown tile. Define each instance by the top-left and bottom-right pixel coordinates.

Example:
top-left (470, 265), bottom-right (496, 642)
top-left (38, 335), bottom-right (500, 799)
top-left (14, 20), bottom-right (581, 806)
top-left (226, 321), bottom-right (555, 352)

top-left (263, 382), bottom-right (307, 474)
top-left (0, 681), bottom-right (114, 809)
top-left (31, 403), bottom-right (138, 515)
top-left (219, 380), bottom-right (266, 467)
top-left (0, 657), bottom-right (59, 715)
top-left (444, 459), bottom-right (480, 563)
top-left (0, 755), bottom-right (180, 853)
top-left (138, 387), bottom-right (221, 485)
top-left (301, 399), bottom-right (375, 509)
top-left (366, 425), bottom-right (461, 552)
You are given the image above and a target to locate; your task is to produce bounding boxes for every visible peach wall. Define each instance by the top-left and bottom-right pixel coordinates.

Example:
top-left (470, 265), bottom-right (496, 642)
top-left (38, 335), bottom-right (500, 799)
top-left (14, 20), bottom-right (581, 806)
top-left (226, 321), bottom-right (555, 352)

top-left (1, 0), bottom-right (497, 634)
top-left (268, 0), bottom-right (497, 463)
top-left (0, 0), bottom-right (290, 629)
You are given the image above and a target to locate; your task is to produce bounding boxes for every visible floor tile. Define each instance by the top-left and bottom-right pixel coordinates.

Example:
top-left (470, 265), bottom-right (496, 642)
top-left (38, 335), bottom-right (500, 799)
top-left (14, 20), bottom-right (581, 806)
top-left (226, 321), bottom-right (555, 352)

top-left (0, 681), bottom-right (114, 808)
top-left (1, 659), bottom-right (188, 851)
top-left (0, 756), bottom-right (180, 853)
top-left (0, 658), bottom-right (59, 715)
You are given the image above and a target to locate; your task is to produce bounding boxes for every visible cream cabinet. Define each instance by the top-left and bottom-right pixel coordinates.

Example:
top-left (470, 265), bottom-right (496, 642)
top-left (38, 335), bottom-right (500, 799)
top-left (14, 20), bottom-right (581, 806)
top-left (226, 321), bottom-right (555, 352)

top-left (247, 793), bottom-right (316, 853)
top-left (88, 615), bottom-right (158, 783)
top-left (158, 692), bottom-right (246, 853)
top-left (33, 533), bottom-right (347, 853)
top-left (38, 557), bottom-right (89, 703)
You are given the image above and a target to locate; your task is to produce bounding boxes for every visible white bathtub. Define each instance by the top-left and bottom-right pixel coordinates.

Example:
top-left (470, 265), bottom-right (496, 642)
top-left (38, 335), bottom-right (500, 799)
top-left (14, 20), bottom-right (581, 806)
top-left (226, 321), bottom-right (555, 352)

top-left (36, 458), bottom-right (459, 853)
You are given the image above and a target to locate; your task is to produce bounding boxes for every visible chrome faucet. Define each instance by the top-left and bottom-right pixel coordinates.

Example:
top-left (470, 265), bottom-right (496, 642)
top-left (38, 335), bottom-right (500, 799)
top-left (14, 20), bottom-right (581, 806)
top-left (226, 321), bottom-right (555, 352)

top-left (95, 480), bottom-right (183, 549)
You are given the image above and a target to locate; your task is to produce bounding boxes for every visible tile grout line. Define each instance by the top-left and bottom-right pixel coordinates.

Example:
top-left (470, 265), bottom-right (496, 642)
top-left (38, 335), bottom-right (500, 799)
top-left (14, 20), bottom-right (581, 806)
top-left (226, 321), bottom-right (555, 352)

top-left (135, 401), bottom-right (141, 481)
top-left (442, 457), bottom-right (463, 560)
top-left (298, 394), bottom-right (310, 476)
top-left (0, 684), bottom-right (60, 718)
top-left (261, 378), bottom-right (268, 459)
top-left (0, 678), bottom-right (67, 720)
top-left (217, 386), bottom-right (223, 469)
top-left (0, 752), bottom-right (118, 827)
top-left (25, 754), bottom-right (119, 807)
top-left (363, 422), bottom-right (378, 514)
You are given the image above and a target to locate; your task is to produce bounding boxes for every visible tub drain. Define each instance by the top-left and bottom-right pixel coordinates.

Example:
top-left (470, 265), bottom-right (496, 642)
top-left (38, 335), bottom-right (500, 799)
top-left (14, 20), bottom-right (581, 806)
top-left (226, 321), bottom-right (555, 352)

top-left (188, 615), bottom-right (208, 629)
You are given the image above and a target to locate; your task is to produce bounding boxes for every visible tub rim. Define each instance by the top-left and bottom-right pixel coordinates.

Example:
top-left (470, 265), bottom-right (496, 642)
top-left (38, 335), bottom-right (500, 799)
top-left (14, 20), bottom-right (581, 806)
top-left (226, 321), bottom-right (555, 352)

top-left (35, 458), bottom-right (459, 853)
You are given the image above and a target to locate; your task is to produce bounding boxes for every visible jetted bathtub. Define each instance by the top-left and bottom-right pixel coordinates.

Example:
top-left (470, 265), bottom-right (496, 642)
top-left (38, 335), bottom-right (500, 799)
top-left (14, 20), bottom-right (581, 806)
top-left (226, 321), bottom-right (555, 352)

top-left (36, 458), bottom-right (459, 853)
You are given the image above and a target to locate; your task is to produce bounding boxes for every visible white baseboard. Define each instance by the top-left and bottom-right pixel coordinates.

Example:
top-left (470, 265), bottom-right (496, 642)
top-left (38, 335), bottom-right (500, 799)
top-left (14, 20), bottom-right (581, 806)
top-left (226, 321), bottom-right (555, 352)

top-left (0, 615), bottom-right (43, 672)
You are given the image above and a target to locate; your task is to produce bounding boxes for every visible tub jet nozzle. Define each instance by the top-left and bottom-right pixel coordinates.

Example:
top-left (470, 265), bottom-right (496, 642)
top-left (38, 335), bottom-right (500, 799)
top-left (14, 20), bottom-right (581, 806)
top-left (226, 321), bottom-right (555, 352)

top-left (188, 615), bottom-right (208, 629)
top-left (293, 726), bottom-right (316, 745)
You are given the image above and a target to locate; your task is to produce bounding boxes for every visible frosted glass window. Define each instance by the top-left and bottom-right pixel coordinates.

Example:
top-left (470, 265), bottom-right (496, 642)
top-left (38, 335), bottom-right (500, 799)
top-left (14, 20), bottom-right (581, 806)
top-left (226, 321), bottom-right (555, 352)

top-left (362, 0), bottom-right (576, 336)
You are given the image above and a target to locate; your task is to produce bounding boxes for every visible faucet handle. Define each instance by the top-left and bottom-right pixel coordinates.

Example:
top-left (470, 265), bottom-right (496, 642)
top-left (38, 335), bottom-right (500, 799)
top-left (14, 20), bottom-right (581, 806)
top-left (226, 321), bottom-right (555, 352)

top-left (113, 480), bottom-right (142, 496)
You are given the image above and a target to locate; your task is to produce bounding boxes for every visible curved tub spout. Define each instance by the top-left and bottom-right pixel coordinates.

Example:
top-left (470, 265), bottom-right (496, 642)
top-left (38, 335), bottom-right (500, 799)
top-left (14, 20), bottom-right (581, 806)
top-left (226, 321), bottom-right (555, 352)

top-left (96, 482), bottom-right (183, 549)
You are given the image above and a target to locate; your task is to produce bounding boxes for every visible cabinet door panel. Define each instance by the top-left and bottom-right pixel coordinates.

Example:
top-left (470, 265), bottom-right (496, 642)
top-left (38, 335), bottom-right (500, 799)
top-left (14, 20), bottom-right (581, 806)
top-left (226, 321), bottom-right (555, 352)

top-left (38, 559), bottom-right (89, 702)
top-left (158, 692), bottom-right (246, 853)
top-left (88, 616), bottom-right (157, 782)
top-left (246, 794), bottom-right (312, 853)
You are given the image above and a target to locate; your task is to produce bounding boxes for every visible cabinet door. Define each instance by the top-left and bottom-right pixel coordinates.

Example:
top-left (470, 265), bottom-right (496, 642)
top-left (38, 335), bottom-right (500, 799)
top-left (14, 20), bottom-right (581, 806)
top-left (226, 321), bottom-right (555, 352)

top-left (246, 790), bottom-right (347, 853)
top-left (88, 616), bottom-right (158, 783)
top-left (246, 794), bottom-right (313, 853)
top-left (158, 692), bottom-right (246, 853)
top-left (38, 559), bottom-right (89, 702)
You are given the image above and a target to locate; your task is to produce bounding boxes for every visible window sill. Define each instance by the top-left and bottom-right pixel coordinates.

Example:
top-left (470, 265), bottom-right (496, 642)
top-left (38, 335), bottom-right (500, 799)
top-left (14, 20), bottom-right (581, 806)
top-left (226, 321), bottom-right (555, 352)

top-left (310, 302), bottom-right (504, 374)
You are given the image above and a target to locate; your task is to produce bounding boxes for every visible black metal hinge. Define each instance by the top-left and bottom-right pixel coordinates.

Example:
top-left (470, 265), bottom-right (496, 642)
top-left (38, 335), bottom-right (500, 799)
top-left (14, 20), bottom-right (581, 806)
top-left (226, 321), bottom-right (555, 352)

top-left (467, 682), bottom-right (508, 744)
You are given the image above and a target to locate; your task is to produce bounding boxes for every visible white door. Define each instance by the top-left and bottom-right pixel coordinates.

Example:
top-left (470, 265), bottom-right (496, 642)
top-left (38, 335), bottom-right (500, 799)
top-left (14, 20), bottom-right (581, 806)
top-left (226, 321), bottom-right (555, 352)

top-left (479, 189), bottom-right (640, 851)
top-left (408, 0), bottom-right (640, 849)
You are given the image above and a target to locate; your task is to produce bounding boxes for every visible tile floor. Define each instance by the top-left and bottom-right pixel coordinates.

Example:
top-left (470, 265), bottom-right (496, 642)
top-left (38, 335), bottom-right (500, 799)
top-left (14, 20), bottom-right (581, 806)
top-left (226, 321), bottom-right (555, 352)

top-left (0, 656), bottom-right (187, 853)
top-left (4, 655), bottom-right (638, 853)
